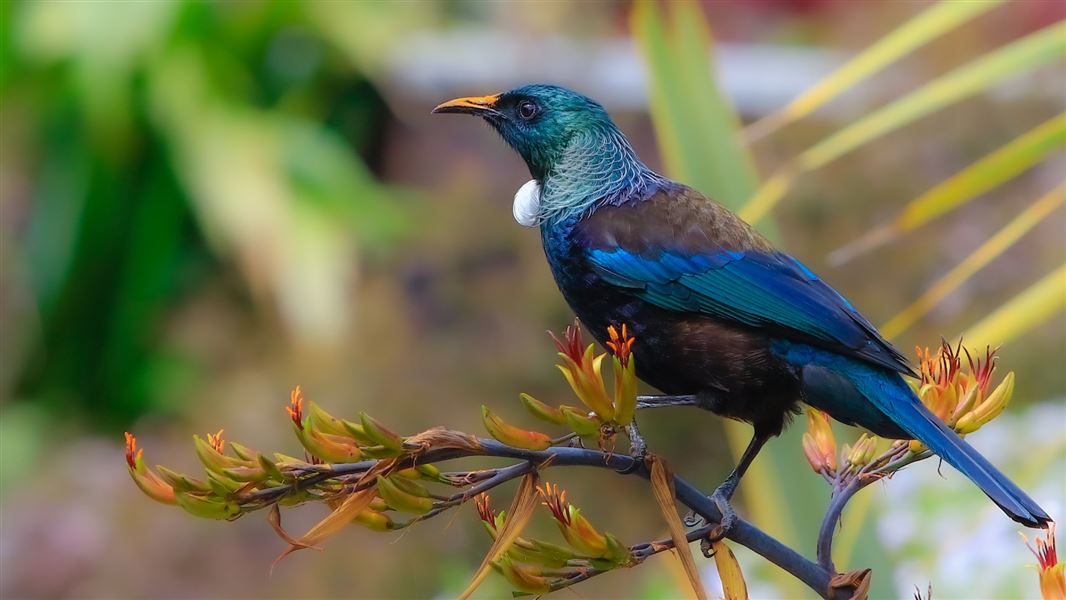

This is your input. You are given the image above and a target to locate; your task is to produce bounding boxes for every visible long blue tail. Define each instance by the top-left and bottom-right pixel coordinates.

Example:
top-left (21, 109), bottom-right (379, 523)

top-left (781, 342), bottom-right (1052, 528)
top-left (848, 364), bottom-right (1051, 528)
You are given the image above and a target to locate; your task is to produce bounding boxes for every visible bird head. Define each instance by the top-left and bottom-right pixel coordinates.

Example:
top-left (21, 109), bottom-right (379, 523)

top-left (433, 84), bottom-right (617, 181)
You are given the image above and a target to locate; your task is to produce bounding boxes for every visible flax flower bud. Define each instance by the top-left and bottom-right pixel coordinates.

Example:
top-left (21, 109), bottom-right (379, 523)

top-left (359, 412), bottom-right (404, 453)
top-left (481, 406), bottom-right (553, 450)
top-left (844, 434), bottom-right (878, 468)
top-left (1022, 522), bottom-right (1065, 600)
top-left (174, 490), bottom-right (241, 520)
top-left (560, 406), bottom-right (600, 437)
top-left (353, 507), bottom-right (396, 531)
top-left (801, 409), bottom-right (837, 474)
top-left (287, 388), bottom-right (362, 463)
top-left (124, 432), bottom-right (176, 505)
top-left (607, 324), bottom-right (638, 425)
top-left (375, 475), bottom-right (434, 514)
top-left (475, 493), bottom-right (505, 539)
top-left (956, 371), bottom-right (1014, 434)
top-left (551, 322), bottom-right (615, 421)
top-left (520, 393), bottom-right (567, 425)
top-left (491, 556), bottom-right (553, 594)
top-left (539, 483), bottom-right (610, 558)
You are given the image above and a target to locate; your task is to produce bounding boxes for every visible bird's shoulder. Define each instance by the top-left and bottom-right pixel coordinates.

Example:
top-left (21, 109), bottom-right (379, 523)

top-left (575, 184), bottom-right (774, 255)
top-left (573, 184), bottom-right (916, 377)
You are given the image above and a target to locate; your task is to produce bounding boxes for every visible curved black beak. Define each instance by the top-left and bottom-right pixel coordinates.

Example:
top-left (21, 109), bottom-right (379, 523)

top-left (432, 93), bottom-right (502, 116)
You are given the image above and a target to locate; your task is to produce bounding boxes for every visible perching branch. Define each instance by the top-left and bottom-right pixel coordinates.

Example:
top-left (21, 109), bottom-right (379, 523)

top-left (124, 328), bottom-right (1023, 600)
top-left (244, 438), bottom-right (848, 598)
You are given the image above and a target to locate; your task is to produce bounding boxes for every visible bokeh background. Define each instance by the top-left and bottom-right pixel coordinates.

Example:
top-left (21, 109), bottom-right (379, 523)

top-left (1, 1), bottom-right (1064, 599)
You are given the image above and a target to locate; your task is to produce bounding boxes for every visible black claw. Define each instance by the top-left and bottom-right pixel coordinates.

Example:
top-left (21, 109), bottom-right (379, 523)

top-left (700, 537), bottom-right (716, 558)
top-left (683, 511), bottom-right (704, 528)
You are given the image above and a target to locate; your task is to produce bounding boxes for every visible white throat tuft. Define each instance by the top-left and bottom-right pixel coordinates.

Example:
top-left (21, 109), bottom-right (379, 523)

top-left (512, 179), bottom-right (541, 227)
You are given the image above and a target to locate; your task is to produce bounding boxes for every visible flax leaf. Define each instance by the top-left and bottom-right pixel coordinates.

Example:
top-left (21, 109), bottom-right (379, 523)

top-left (459, 472), bottom-right (540, 600)
top-left (630, 1), bottom-right (764, 222)
top-left (881, 184), bottom-right (1065, 338)
top-left (741, 20), bottom-right (1066, 225)
top-left (710, 539), bottom-right (749, 600)
top-left (962, 263), bottom-right (1066, 349)
top-left (272, 484), bottom-right (378, 570)
top-left (830, 113), bottom-right (1066, 264)
top-left (745, 0), bottom-right (1004, 141)
top-left (649, 456), bottom-right (708, 600)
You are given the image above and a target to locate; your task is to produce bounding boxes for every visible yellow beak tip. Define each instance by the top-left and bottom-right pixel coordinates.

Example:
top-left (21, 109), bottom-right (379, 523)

top-left (432, 93), bottom-right (501, 114)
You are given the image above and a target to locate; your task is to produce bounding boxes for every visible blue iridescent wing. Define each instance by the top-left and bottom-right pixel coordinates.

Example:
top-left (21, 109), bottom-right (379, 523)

top-left (578, 187), bottom-right (914, 376)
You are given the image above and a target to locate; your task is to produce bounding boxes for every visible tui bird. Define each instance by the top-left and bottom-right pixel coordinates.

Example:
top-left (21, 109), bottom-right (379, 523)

top-left (433, 84), bottom-right (1051, 533)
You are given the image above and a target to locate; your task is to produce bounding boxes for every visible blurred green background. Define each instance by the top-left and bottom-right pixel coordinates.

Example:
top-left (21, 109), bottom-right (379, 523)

top-left (1, 1), bottom-right (1063, 598)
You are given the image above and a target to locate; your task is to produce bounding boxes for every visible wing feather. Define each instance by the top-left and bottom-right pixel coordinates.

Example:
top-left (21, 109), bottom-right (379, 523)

top-left (579, 186), bottom-right (914, 376)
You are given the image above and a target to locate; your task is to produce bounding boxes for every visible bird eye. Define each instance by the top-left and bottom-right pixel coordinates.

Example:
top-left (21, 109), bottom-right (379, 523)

top-left (517, 101), bottom-right (539, 120)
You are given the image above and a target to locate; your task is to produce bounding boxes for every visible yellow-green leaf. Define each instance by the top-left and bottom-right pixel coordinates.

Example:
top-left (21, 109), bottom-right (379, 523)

top-left (459, 472), bottom-right (540, 600)
top-left (745, 0), bottom-right (1003, 142)
top-left (880, 184), bottom-right (1064, 338)
top-left (648, 456), bottom-right (708, 600)
top-left (630, 1), bottom-right (762, 215)
top-left (710, 539), bottom-right (749, 600)
top-left (741, 20), bottom-right (1066, 224)
top-left (962, 263), bottom-right (1066, 349)
top-left (831, 113), bottom-right (1066, 264)
top-left (276, 485), bottom-right (378, 563)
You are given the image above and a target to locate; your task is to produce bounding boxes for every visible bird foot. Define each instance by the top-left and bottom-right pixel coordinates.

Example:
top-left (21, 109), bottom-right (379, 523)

top-left (704, 482), bottom-right (738, 545)
top-left (617, 421), bottom-right (647, 474)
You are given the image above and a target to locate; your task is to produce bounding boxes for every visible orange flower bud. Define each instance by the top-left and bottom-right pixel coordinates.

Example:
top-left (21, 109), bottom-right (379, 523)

top-left (551, 322), bottom-right (615, 421)
top-left (481, 406), bottom-right (553, 450)
top-left (608, 324), bottom-right (638, 425)
top-left (491, 556), bottom-right (553, 594)
top-left (1022, 522), bottom-right (1065, 600)
top-left (475, 493), bottom-right (496, 531)
top-left (956, 371), bottom-right (1014, 434)
top-left (801, 409), bottom-right (837, 474)
top-left (124, 432), bottom-right (176, 505)
top-left (539, 483), bottom-right (610, 558)
top-left (286, 386), bottom-right (305, 430)
top-left (844, 434), bottom-right (878, 468)
top-left (294, 426), bottom-right (363, 463)
top-left (606, 324), bottom-right (635, 366)
top-left (194, 432), bottom-right (254, 475)
top-left (206, 429), bottom-right (225, 454)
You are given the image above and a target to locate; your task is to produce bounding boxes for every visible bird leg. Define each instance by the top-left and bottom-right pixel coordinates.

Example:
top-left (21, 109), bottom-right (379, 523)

top-left (692, 431), bottom-right (771, 550)
top-left (625, 420), bottom-right (647, 459)
top-left (615, 419), bottom-right (648, 474)
top-left (636, 394), bottom-right (700, 410)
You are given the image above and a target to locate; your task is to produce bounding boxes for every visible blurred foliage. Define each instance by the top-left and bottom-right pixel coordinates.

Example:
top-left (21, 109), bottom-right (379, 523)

top-left (1, 1), bottom-right (1063, 599)
top-left (633, 2), bottom-right (1064, 597)
top-left (745, 0), bottom-right (1004, 141)
top-left (2, 1), bottom-right (410, 427)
